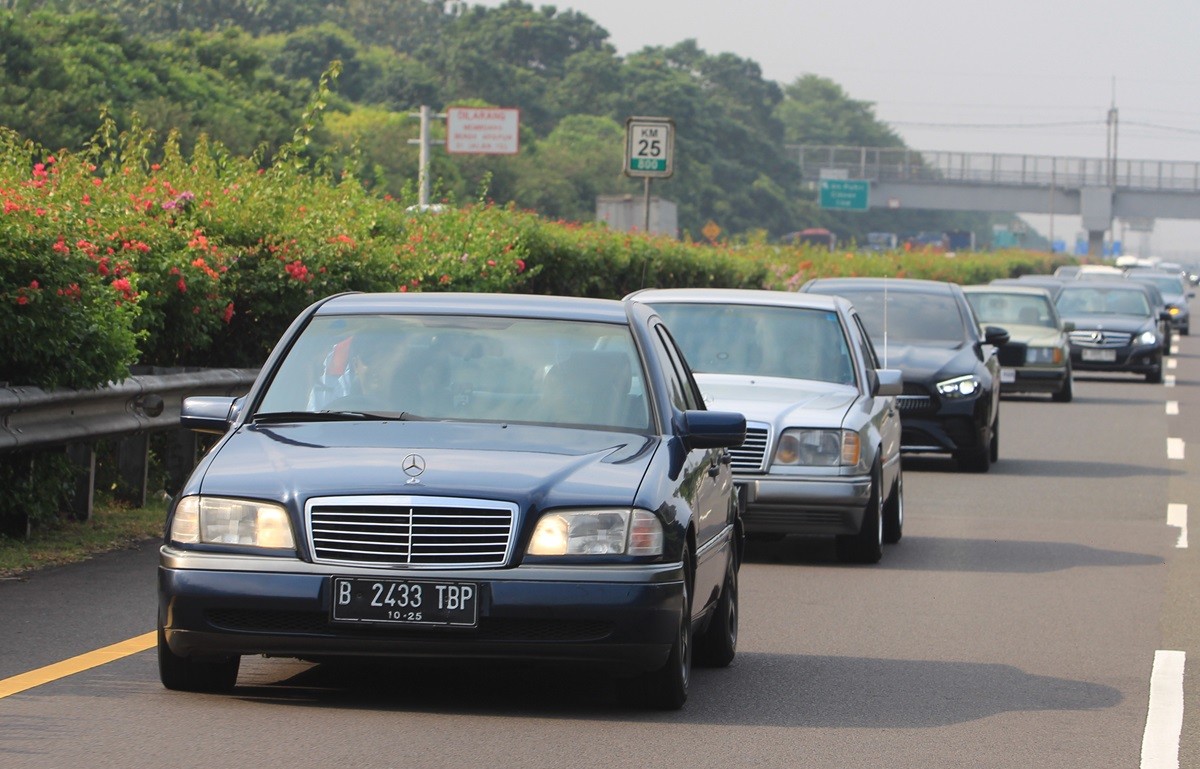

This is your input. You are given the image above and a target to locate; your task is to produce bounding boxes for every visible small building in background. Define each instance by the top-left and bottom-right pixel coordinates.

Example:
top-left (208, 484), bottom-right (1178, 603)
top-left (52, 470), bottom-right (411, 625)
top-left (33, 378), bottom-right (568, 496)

top-left (596, 195), bottom-right (678, 238)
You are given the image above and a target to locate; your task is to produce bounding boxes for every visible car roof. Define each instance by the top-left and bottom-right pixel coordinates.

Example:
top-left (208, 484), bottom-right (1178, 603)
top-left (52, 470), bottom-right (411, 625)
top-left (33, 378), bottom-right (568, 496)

top-left (803, 276), bottom-right (959, 295)
top-left (313, 292), bottom-right (630, 324)
top-left (964, 284), bottom-right (1053, 298)
top-left (628, 287), bottom-right (850, 312)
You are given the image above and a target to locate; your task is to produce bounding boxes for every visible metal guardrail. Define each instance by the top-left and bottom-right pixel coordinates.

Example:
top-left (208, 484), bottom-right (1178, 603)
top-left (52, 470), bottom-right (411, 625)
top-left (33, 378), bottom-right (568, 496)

top-left (788, 145), bottom-right (1200, 192)
top-left (0, 369), bottom-right (258, 532)
top-left (0, 369), bottom-right (259, 453)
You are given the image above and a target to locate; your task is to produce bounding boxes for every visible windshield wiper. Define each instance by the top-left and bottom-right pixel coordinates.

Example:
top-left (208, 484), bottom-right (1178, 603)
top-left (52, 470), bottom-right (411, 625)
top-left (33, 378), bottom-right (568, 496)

top-left (252, 410), bottom-right (417, 424)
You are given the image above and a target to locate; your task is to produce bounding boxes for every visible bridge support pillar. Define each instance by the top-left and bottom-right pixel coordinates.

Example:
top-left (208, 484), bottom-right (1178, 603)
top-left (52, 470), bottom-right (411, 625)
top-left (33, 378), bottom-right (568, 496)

top-left (1081, 187), bottom-right (1114, 257)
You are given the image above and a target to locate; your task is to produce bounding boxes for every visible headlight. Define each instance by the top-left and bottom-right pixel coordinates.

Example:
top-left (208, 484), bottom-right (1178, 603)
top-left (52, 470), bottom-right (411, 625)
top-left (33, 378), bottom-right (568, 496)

top-left (1025, 346), bottom-right (1064, 365)
top-left (1169, 306), bottom-right (1181, 316)
top-left (1138, 330), bottom-right (1158, 345)
top-left (169, 496), bottom-right (296, 550)
top-left (936, 374), bottom-right (981, 398)
top-left (526, 509), bottom-right (663, 556)
top-left (774, 429), bottom-right (860, 467)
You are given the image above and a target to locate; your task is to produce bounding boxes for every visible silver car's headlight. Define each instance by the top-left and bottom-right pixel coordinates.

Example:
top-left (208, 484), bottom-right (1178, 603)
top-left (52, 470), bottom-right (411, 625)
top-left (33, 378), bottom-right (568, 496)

top-left (169, 496), bottom-right (296, 551)
top-left (1138, 330), bottom-right (1158, 345)
top-left (936, 374), bottom-right (981, 398)
top-left (774, 428), bottom-right (860, 467)
top-left (1025, 346), bottom-right (1064, 364)
top-left (526, 509), bottom-right (663, 556)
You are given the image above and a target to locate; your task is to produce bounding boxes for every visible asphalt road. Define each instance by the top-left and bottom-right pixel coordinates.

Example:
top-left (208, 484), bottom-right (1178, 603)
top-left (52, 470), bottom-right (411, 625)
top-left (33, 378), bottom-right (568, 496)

top-left (2, 336), bottom-right (1198, 768)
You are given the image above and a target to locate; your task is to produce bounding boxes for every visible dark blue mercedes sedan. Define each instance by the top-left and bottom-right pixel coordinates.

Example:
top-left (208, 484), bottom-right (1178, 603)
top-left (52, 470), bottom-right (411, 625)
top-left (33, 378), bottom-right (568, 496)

top-left (158, 292), bottom-right (746, 709)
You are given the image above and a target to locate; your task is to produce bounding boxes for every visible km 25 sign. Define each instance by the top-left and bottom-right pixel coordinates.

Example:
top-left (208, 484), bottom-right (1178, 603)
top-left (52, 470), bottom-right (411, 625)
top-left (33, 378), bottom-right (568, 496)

top-left (625, 117), bottom-right (675, 178)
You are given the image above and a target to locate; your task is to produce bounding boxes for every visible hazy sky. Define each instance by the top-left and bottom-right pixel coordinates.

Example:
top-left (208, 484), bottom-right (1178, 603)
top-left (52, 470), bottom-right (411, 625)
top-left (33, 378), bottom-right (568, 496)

top-left (475, 0), bottom-right (1200, 254)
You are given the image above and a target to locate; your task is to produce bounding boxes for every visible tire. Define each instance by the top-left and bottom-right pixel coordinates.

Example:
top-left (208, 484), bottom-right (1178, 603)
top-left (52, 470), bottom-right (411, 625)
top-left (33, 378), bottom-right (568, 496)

top-left (988, 416), bottom-right (999, 463)
top-left (957, 447), bottom-right (990, 473)
top-left (882, 468), bottom-right (904, 544)
top-left (694, 555), bottom-right (738, 668)
top-left (1051, 371), bottom-right (1074, 403)
top-left (158, 623), bottom-right (239, 693)
top-left (835, 461), bottom-right (883, 564)
top-left (1146, 361), bottom-right (1164, 384)
top-left (618, 549), bottom-right (693, 710)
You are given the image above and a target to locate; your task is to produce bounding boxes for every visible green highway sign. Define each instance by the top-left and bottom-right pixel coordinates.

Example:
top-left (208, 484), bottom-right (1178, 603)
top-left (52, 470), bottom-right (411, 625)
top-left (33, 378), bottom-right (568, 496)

top-left (819, 178), bottom-right (870, 211)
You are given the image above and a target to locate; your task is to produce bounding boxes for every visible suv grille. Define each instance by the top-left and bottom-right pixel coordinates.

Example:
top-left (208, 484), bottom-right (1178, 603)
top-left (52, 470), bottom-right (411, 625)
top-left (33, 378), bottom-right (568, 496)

top-left (307, 496), bottom-right (517, 568)
top-left (729, 424), bottom-right (770, 472)
top-left (1069, 330), bottom-right (1132, 348)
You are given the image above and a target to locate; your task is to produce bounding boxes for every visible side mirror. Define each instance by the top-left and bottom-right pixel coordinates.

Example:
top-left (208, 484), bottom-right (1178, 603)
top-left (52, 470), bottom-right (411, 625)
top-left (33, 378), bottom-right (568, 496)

top-left (1189, 292), bottom-right (1196, 299)
top-left (1160, 310), bottom-right (1173, 322)
top-left (873, 368), bottom-right (904, 397)
top-left (1061, 320), bottom-right (1076, 332)
top-left (983, 325), bottom-right (1010, 347)
top-left (680, 410), bottom-right (746, 450)
top-left (181, 395), bottom-right (240, 435)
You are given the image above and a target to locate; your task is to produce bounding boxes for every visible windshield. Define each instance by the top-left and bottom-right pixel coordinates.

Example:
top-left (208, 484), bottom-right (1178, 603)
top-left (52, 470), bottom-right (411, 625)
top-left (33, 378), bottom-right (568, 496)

top-left (1127, 274), bottom-right (1185, 297)
top-left (649, 303), bottom-right (856, 386)
top-left (257, 314), bottom-right (650, 431)
top-left (1056, 286), bottom-right (1151, 317)
top-left (966, 292), bottom-right (1056, 329)
top-left (821, 288), bottom-right (967, 346)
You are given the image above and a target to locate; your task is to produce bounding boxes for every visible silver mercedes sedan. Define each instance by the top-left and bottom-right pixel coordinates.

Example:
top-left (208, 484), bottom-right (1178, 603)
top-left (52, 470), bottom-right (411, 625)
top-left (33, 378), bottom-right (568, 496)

top-left (629, 288), bottom-right (904, 564)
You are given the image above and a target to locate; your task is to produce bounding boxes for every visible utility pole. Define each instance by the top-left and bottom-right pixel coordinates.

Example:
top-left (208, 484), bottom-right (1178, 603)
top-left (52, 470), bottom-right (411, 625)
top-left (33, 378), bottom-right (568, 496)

top-left (407, 106), bottom-right (446, 208)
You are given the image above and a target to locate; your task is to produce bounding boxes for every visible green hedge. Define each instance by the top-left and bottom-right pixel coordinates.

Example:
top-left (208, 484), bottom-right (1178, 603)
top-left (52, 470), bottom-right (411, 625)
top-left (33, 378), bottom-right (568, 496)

top-left (0, 118), bottom-right (1069, 391)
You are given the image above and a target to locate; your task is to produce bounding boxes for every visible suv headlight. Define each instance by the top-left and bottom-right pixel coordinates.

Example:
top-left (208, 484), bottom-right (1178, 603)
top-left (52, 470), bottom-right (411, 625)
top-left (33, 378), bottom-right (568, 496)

top-left (773, 428), bottom-right (860, 467)
top-left (1138, 330), bottom-right (1158, 345)
top-left (936, 374), bottom-right (981, 398)
top-left (526, 509), bottom-right (663, 556)
top-left (169, 496), bottom-right (296, 551)
top-left (1025, 346), bottom-right (1063, 365)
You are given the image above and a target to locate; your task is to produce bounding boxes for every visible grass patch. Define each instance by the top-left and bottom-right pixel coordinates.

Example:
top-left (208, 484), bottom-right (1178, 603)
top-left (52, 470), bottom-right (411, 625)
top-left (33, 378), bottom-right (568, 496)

top-left (0, 497), bottom-right (166, 578)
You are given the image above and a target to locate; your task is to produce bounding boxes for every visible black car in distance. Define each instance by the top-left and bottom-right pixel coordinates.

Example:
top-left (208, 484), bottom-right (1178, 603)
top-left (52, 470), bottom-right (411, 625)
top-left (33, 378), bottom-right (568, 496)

top-left (1055, 281), bottom-right (1169, 383)
top-left (802, 278), bottom-right (1007, 472)
top-left (158, 292), bottom-right (747, 710)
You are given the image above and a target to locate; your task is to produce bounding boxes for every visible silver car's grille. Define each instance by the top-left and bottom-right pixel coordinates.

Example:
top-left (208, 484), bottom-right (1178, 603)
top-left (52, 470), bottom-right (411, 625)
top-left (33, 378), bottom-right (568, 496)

top-left (307, 496), bottom-right (517, 568)
top-left (729, 424), bottom-right (770, 472)
top-left (1069, 330), bottom-right (1132, 348)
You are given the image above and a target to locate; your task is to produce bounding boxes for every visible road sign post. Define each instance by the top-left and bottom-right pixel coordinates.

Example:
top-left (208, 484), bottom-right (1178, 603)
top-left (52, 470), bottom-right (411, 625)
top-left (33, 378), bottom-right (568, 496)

top-left (624, 117), bottom-right (675, 232)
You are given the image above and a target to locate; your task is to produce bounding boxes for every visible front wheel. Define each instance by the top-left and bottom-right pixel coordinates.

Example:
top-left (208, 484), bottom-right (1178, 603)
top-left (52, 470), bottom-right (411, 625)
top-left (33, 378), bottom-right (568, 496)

top-left (836, 461), bottom-right (883, 564)
top-left (1051, 372), bottom-right (1074, 403)
top-left (694, 556), bottom-right (738, 668)
top-left (618, 550), bottom-right (693, 710)
top-left (158, 623), bottom-right (239, 693)
top-left (882, 468), bottom-right (904, 544)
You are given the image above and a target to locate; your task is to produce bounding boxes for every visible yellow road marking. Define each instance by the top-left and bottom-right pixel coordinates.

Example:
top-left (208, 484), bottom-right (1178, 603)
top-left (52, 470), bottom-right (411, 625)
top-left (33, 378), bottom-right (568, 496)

top-left (0, 631), bottom-right (155, 699)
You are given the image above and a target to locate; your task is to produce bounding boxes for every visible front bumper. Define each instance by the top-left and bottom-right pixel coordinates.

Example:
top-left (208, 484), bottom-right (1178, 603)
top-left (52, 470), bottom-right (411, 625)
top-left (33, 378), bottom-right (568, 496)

top-left (738, 474), bottom-right (872, 535)
top-left (999, 365), bottom-right (1070, 395)
top-left (1069, 343), bottom-right (1160, 374)
top-left (159, 548), bottom-right (683, 673)
top-left (896, 394), bottom-right (989, 455)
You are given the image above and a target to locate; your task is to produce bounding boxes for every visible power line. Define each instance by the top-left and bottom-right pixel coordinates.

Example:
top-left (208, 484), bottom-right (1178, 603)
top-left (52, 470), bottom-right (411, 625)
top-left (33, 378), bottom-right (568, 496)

top-left (885, 119), bottom-right (1103, 130)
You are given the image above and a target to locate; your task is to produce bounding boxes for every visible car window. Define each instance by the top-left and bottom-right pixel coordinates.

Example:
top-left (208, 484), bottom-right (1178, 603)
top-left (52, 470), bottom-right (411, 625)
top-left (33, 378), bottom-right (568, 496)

top-left (649, 302), bottom-right (857, 386)
top-left (1056, 287), bottom-right (1151, 316)
top-left (258, 314), bottom-right (651, 430)
top-left (966, 292), bottom-right (1056, 328)
top-left (819, 289), bottom-right (967, 346)
top-left (651, 325), bottom-right (697, 412)
top-left (851, 313), bottom-right (880, 369)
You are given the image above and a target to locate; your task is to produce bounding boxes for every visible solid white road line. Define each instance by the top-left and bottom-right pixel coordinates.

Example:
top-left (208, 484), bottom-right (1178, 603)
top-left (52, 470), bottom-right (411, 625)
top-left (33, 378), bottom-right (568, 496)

top-left (1167, 401), bottom-right (1180, 416)
top-left (1167, 438), bottom-right (1186, 460)
top-left (1168, 504), bottom-right (1188, 549)
top-left (1140, 650), bottom-right (1186, 769)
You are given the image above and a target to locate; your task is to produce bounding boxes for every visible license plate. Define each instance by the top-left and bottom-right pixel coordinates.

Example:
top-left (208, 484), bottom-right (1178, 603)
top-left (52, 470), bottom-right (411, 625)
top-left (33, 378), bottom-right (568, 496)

top-left (1000, 368), bottom-right (1016, 383)
top-left (1081, 348), bottom-right (1117, 362)
top-left (332, 577), bottom-right (479, 626)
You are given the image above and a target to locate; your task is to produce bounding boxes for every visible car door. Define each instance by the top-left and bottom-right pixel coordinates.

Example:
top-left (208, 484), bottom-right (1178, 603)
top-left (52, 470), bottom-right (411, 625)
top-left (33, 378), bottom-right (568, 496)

top-left (650, 322), bottom-right (732, 609)
top-left (851, 312), bottom-right (901, 485)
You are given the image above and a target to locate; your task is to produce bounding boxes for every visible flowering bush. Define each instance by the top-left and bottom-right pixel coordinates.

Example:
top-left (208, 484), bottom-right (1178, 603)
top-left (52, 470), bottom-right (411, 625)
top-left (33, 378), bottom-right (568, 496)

top-left (0, 117), bottom-right (1068, 390)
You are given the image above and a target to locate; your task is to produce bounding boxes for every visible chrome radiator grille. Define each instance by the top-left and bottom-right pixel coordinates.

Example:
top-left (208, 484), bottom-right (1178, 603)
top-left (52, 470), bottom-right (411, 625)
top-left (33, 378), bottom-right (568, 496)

top-left (1069, 330), bottom-right (1132, 348)
top-left (729, 424), bottom-right (770, 472)
top-left (307, 496), bottom-right (517, 568)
